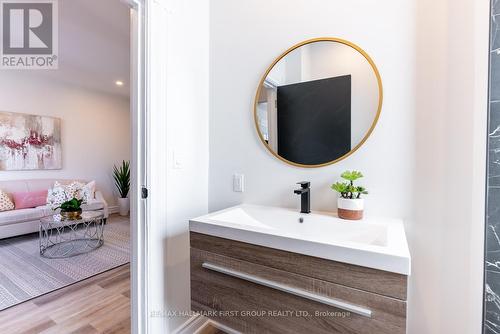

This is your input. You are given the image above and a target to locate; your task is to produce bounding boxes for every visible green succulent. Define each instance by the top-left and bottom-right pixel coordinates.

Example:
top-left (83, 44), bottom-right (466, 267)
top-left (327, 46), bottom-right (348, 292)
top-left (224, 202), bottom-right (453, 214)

top-left (331, 182), bottom-right (349, 194)
top-left (331, 171), bottom-right (368, 199)
top-left (340, 170), bottom-right (364, 182)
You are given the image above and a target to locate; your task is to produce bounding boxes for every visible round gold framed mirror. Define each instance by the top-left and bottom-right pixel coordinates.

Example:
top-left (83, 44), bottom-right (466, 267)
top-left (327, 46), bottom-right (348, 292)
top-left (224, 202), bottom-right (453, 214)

top-left (254, 37), bottom-right (383, 168)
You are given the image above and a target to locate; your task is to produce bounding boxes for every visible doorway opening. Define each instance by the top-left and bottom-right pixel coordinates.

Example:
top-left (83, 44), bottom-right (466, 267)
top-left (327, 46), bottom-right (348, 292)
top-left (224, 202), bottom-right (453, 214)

top-left (0, 0), bottom-right (148, 333)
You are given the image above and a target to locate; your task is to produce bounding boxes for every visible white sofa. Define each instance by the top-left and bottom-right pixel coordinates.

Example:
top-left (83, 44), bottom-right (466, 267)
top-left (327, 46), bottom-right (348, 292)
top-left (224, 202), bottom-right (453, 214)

top-left (0, 179), bottom-right (108, 239)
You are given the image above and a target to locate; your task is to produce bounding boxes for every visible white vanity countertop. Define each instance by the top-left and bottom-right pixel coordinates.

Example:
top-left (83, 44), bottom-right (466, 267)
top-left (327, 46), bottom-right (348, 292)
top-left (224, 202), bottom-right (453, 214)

top-left (189, 204), bottom-right (411, 275)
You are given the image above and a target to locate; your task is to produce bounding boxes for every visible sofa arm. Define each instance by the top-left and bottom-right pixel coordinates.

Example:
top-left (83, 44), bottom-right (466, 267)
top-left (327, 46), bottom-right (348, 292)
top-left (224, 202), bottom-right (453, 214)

top-left (95, 190), bottom-right (109, 218)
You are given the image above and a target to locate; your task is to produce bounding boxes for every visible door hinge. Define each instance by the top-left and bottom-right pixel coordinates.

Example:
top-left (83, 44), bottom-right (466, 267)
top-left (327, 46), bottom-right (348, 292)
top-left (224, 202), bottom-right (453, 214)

top-left (141, 187), bottom-right (148, 199)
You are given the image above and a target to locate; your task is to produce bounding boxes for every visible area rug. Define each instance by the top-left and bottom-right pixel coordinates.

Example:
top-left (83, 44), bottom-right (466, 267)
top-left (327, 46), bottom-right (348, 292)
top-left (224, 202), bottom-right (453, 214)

top-left (0, 215), bottom-right (130, 310)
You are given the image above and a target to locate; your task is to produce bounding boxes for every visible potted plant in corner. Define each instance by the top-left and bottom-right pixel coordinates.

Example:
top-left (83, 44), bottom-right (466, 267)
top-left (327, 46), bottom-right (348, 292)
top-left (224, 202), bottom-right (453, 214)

top-left (55, 198), bottom-right (84, 220)
top-left (113, 160), bottom-right (130, 217)
top-left (331, 170), bottom-right (368, 220)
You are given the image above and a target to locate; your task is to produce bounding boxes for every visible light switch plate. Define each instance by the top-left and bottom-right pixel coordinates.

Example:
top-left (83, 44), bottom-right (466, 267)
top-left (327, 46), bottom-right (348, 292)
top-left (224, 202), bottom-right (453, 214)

top-left (233, 174), bottom-right (244, 192)
top-left (173, 150), bottom-right (183, 169)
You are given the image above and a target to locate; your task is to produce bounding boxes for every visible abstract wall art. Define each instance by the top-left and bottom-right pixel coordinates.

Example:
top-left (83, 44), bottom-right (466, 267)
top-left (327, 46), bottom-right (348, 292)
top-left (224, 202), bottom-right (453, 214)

top-left (0, 112), bottom-right (62, 170)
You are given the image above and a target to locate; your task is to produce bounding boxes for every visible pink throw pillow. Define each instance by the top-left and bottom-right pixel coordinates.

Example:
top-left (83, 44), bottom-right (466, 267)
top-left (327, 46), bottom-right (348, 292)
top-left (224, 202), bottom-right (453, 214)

top-left (13, 190), bottom-right (48, 209)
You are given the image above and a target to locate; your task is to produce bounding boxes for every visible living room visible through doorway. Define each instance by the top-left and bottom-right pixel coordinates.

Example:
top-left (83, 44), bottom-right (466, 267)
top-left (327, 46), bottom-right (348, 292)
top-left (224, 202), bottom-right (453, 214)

top-left (0, 1), bottom-right (139, 332)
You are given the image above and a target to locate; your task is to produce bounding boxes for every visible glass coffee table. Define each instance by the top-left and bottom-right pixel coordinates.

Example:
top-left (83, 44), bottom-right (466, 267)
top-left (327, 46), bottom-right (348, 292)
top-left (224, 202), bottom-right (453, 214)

top-left (39, 211), bottom-right (105, 258)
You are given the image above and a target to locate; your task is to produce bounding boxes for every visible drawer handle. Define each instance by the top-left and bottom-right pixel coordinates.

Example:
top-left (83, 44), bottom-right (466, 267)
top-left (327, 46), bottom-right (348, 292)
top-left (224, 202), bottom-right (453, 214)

top-left (202, 262), bottom-right (372, 318)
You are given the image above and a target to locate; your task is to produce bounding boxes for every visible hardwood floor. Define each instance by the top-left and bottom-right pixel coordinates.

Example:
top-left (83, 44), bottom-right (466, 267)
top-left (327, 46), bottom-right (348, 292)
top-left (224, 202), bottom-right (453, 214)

top-left (197, 324), bottom-right (228, 334)
top-left (198, 324), bottom-right (229, 334)
top-left (0, 264), bottom-right (130, 334)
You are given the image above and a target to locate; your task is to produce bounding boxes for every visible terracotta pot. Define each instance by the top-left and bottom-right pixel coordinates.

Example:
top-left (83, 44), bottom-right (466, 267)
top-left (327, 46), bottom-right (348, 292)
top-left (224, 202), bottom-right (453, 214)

top-left (61, 209), bottom-right (82, 220)
top-left (118, 197), bottom-right (129, 216)
top-left (337, 198), bottom-right (364, 220)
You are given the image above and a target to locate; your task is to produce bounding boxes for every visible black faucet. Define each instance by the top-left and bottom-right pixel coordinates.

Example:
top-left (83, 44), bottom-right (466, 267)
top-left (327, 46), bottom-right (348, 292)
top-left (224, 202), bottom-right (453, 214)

top-left (294, 182), bottom-right (311, 214)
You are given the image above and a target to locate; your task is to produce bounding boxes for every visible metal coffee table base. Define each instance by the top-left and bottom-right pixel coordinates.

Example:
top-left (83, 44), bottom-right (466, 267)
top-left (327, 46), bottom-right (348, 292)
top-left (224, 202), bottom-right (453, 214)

top-left (40, 215), bottom-right (105, 259)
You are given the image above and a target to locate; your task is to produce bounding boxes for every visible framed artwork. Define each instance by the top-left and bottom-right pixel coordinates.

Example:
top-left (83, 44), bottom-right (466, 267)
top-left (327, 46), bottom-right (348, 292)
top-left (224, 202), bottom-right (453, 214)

top-left (0, 112), bottom-right (62, 170)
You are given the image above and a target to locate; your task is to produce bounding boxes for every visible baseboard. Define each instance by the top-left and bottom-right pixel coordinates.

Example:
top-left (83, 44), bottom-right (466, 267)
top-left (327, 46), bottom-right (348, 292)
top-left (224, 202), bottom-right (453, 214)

top-left (172, 314), bottom-right (206, 334)
top-left (171, 314), bottom-right (242, 334)
top-left (199, 320), bottom-right (241, 334)
top-left (108, 206), bottom-right (119, 214)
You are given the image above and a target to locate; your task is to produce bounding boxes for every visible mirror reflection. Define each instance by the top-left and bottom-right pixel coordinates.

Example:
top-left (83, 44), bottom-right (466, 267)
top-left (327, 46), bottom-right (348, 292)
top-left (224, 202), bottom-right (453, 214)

top-left (255, 39), bottom-right (382, 167)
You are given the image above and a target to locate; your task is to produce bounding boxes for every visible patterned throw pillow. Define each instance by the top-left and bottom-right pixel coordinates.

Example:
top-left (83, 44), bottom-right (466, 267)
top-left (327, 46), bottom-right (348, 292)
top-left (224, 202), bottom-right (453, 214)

top-left (46, 182), bottom-right (69, 208)
top-left (80, 181), bottom-right (96, 202)
top-left (64, 182), bottom-right (80, 199)
top-left (46, 181), bottom-right (96, 208)
top-left (71, 181), bottom-right (95, 203)
top-left (0, 190), bottom-right (15, 212)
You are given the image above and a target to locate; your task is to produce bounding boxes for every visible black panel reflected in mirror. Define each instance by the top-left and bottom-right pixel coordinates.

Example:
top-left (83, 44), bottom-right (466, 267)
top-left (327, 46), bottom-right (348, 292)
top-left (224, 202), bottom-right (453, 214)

top-left (277, 75), bottom-right (351, 165)
top-left (254, 38), bottom-right (382, 168)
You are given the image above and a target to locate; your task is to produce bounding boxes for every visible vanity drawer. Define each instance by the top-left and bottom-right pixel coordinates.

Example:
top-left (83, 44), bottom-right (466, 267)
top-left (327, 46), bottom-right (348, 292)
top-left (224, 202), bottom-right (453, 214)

top-left (191, 247), bottom-right (406, 334)
top-left (190, 232), bottom-right (407, 300)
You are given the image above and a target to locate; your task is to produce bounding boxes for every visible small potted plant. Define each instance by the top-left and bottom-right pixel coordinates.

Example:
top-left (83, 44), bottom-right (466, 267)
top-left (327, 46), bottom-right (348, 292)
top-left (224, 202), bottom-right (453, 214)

top-left (113, 160), bottom-right (130, 216)
top-left (331, 170), bottom-right (368, 220)
top-left (55, 198), bottom-right (84, 220)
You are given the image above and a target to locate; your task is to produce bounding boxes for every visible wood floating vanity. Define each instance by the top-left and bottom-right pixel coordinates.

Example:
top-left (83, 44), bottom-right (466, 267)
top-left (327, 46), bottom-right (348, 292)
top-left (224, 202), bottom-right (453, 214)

top-left (190, 205), bottom-right (411, 334)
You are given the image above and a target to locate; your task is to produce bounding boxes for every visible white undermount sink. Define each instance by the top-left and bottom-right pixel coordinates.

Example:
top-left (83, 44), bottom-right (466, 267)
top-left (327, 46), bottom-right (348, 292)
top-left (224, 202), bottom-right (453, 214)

top-left (189, 204), bottom-right (411, 275)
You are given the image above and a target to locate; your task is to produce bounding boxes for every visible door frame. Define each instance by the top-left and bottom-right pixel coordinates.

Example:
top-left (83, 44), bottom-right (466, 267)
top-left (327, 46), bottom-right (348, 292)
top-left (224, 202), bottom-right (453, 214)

top-left (123, 0), bottom-right (149, 333)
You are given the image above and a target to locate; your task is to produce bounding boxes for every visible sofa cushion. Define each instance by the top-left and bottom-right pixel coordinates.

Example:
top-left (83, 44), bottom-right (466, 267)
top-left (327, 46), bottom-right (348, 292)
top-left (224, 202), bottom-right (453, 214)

top-left (71, 181), bottom-right (96, 203)
top-left (81, 200), bottom-right (104, 212)
top-left (25, 179), bottom-right (57, 192)
top-left (46, 182), bottom-right (70, 208)
top-left (0, 208), bottom-right (45, 226)
top-left (0, 180), bottom-right (29, 194)
top-left (13, 190), bottom-right (48, 209)
top-left (46, 181), bottom-right (96, 208)
top-left (0, 190), bottom-right (14, 212)
top-left (0, 179), bottom-right (89, 194)
top-left (37, 205), bottom-right (56, 217)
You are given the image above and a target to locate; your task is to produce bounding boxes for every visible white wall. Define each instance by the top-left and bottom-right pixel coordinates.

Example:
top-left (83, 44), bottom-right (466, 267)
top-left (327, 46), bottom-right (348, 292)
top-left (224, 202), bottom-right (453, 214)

top-left (209, 1), bottom-right (488, 334)
top-left (209, 0), bottom-right (415, 217)
top-left (147, 0), bottom-right (209, 333)
top-left (411, 0), bottom-right (488, 333)
top-left (0, 72), bottom-right (130, 207)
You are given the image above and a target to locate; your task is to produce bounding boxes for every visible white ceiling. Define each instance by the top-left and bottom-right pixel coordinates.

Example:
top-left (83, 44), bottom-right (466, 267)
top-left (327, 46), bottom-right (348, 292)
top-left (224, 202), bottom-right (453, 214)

top-left (36, 0), bottom-right (131, 98)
